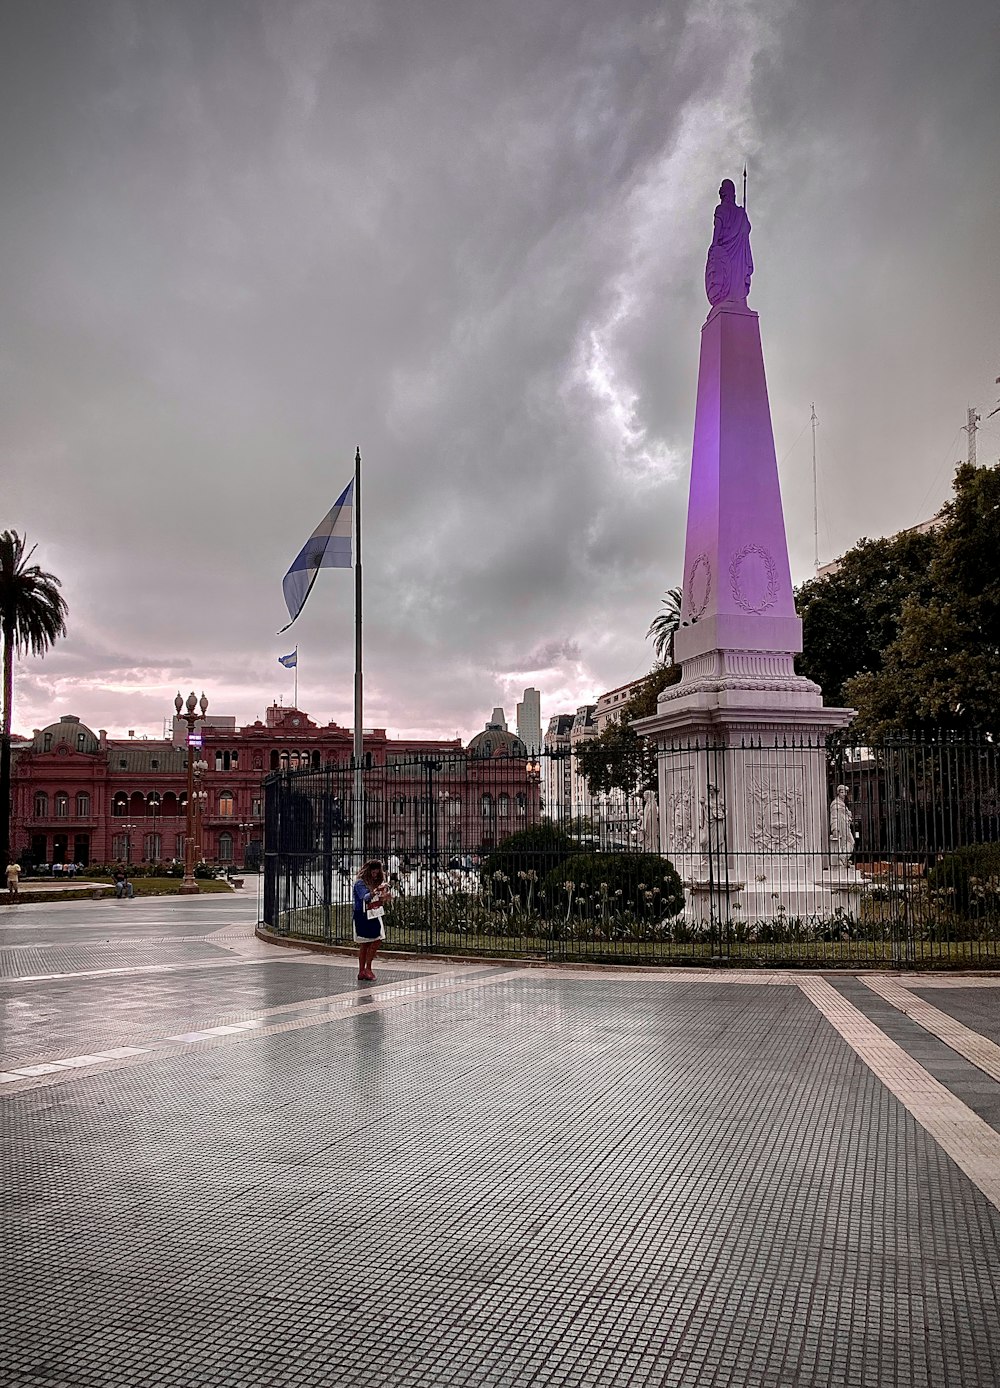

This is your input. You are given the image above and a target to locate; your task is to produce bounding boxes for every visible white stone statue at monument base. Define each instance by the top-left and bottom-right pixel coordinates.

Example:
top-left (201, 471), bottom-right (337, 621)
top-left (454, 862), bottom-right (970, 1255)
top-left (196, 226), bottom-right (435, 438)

top-left (705, 178), bottom-right (753, 306)
top-left (829, 785), bottom-right (855, 869)
top-left (698, 784), bottom-right (727, 877)
top-left (641, 789), bottom-right (661, 853)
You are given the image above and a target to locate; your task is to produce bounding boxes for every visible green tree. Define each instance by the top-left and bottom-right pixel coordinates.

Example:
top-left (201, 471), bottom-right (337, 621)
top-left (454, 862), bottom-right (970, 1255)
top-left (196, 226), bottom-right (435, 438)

top-left (1, 531), bottom-right (69, 872)
top-left (795, 529), bottom-right (937, 707)
top-left (845, 461), bottom-right (1000, 737)
top-left (646, 586), bottom-right (683, 664)
top-left (576, 664), bottom-right (681, 797)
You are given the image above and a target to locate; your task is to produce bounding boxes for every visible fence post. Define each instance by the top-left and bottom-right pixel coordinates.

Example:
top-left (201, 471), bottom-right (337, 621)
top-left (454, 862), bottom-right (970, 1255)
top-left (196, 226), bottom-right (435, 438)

top-left (321, 769), bottom-right (334, 943)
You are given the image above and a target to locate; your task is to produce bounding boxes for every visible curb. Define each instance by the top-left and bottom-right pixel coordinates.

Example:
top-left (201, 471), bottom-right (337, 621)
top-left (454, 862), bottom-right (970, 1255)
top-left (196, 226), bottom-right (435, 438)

top-left (253, 925), bottom-right (1000, 977)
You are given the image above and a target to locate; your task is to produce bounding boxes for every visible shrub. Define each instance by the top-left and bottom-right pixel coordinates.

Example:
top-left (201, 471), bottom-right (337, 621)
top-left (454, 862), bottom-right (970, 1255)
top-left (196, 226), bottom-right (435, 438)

top-left (480, 824), bottom-right (576, 895)
top-left (926, 843), bottom-right (1000, 918)
top-left (87, 860), bottom-right (217, 880)
top-left (540, 851), bottom-right (684, 920)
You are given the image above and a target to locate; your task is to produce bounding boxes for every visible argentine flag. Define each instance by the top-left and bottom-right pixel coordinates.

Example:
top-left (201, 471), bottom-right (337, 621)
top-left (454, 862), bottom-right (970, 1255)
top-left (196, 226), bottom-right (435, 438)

top-left (277, 649), bottom-right (297, 669)
top-left (280, 481), bottom-right (353, 631)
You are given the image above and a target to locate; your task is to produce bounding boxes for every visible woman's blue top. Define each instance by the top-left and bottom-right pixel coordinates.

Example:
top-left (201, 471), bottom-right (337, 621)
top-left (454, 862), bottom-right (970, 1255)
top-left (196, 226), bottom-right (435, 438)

top-left (353, 879), bottom-right (381, 939)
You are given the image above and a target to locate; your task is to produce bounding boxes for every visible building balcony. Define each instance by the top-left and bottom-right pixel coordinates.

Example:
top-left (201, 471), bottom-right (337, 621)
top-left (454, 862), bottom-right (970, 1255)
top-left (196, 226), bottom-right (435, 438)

top-left (32, 816), bottom-right (100, 828)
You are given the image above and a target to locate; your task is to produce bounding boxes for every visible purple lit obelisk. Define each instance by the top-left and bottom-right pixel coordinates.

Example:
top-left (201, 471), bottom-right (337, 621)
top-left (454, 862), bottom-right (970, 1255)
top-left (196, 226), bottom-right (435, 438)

top-left (635, 178), bottom-right (855, 924)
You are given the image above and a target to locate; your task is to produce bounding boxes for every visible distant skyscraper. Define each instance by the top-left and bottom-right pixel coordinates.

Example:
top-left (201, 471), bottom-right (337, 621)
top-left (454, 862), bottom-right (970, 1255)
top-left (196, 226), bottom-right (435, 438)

top-left (490, 706), bottom-right (508, 731)
top-left (516, 687), bottom-right (542, 754)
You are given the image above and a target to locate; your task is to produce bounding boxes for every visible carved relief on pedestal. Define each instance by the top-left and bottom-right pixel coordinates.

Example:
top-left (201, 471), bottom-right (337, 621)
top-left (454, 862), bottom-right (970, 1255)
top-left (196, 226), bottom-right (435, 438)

top-left (667, 777), bottom-right (698, 853)
top-left (685, 552), bottom-right (712, 621)
top-left (747, 772), bottom-right (804, 852)
top-left (729, 543), bottom-right (778, 614)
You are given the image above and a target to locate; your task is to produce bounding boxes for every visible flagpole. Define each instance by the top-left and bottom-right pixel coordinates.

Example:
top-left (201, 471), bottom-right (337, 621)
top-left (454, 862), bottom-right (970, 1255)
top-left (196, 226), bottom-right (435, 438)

top-left (293, 647), bottom-right (298, 709)
top-left (353, 445), bottom-right (363, 862)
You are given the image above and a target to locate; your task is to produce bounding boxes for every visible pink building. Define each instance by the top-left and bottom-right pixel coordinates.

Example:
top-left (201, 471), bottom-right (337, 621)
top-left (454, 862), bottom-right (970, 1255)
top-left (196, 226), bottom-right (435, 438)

top-left (10, 704), bottom-right (538, 868)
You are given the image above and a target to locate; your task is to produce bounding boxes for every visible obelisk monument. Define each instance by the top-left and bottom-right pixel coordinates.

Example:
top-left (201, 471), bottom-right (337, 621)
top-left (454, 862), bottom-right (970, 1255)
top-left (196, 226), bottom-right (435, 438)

top-left (635, 179), bottom-right (855, 922)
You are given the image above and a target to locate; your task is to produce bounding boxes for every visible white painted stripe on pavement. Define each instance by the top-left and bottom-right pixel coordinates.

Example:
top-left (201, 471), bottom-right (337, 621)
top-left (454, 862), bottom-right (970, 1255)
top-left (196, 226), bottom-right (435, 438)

top-left (799, 977), bottom-right (1000, 1212)
top-left (0, 969), bottom-right (497, 1093)
top-left (862, 976), bottom-right (1000, 1084)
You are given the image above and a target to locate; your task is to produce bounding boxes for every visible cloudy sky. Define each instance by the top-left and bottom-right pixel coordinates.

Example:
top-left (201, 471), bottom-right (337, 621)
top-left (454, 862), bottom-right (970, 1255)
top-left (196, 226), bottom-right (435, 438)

top-left (2, 0), bottom-right (998, 743)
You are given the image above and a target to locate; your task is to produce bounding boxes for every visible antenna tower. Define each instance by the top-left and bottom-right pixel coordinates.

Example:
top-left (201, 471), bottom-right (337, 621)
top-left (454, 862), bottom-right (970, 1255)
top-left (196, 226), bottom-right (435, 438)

top-left (964, 406), bottom-right (980, 466)
top-left (811, 403), bottom-right (819, 571)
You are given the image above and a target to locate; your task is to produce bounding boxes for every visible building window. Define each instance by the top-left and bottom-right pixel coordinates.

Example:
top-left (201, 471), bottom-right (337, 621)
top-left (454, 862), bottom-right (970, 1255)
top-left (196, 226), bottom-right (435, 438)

top-left (34, 792), bottom-right (48, 818)
top-left (43, 732), bottom-right (52, 751)
top-left (54, 793), bottom-right (69, 818)
top-left (144, 833), bottom-right (161, 861)
top-left (392, 797), bottom-right (406, 816)
top-left (112, 794), bottom-right (127, 817)
top-left (516, 793), bottom-right (527, 817)
top-left (481, 793), bottom-right (493, 818)
top-left (219, 791), bottom-right (235, 818)
top-left (270, 750), bottom-right (280, 771)
top-left (77, 732), bottom-right (86, 751)
top-left (175, 833), bottom-right (185, 858)
top-left (73, 834), bottom-right (90, 867)
top-left (279, 751), bottom-right (290, 771)
top-left (498, 794), bottom-right (510, 818)
top-left (218, 833), bottom-right (234, 863)
top-left (251, 798), bottom-right (262, 817)
top-left (446, 797), bottom-right (461, 818)
top-left (76, 792), bottom-right (90, 818)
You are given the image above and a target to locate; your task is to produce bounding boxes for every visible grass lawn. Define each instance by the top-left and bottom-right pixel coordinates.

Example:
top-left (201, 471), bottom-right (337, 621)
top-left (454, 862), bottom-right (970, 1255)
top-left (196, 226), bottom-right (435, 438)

top-left (89, 876), bottom-right (235, 897)
top-left (271, 906), bottom-right (999, 969)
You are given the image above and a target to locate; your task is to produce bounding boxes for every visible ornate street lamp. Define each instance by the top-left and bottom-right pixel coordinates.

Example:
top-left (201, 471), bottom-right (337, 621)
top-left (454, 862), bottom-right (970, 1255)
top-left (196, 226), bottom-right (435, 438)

top-left (237, 820), bottom-right (255, 868)
top-left (175, 690), bottom-right (209, 895)
top-left (146, 794), bottom-right (160, 863)
top-left (526, 758), bottom-right (542, 827)
top-left (122, 822), bottom-right (136, 864)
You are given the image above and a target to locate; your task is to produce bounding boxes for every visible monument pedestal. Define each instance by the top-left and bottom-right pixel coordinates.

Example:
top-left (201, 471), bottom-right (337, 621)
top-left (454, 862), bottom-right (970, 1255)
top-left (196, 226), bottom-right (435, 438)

top-left (635, 290), bottom-right (854, 928)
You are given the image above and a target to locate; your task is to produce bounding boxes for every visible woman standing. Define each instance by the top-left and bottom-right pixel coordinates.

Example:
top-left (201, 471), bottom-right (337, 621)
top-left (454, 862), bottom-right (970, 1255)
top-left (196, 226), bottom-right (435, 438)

top-left (353, 859), bottom-right (390, 981)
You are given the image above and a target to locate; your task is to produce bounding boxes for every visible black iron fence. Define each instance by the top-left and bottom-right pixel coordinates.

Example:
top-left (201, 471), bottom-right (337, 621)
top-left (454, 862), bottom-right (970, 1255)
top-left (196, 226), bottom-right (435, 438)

top-left (261, 736), bottom-right (1000, 968)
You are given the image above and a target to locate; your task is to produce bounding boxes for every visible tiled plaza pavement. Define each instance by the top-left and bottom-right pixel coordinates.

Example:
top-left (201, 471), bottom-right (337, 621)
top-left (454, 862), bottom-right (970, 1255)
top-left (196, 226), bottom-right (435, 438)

top-left (2, 896), bottom-right (999, 1387)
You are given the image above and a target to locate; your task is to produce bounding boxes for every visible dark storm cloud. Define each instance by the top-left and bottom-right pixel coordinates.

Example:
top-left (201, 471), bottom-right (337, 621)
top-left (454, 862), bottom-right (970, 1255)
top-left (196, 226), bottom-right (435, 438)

top-left (2, 0), bottom-right (998, 739)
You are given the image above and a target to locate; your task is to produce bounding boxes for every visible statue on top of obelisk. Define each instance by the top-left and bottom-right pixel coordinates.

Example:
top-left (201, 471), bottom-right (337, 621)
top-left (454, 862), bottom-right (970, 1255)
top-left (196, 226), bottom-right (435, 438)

top-left (705, 178), bottom-right (753, 307)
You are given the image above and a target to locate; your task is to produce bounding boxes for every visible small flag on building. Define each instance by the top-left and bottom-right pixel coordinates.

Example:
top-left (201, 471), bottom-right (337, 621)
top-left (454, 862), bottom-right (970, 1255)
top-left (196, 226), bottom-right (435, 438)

top-left (279, 480), bottom-right (353, 631)
top-left (277, 649), bottom-right (297, 669)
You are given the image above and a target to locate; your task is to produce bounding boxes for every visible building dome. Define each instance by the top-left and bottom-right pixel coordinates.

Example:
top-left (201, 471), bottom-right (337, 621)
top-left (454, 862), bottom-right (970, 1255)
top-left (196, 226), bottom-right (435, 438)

top-left (34, 715), bottom-right (100, 754)
top-left (467, 725), bottom-right (527, 759)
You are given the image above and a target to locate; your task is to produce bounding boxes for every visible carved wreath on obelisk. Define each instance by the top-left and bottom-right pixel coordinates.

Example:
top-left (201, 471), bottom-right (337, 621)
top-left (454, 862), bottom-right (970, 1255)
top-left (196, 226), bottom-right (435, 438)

top-left (729, 542), bottom-right (778, 614)
top-left (685, 552), bottom-right (712, 621)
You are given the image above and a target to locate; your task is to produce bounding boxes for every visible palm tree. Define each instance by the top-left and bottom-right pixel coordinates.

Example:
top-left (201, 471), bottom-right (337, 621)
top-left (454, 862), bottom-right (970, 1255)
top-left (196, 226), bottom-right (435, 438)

top-left (646, 585), bottom-right (683, 664)
top-left (1, 531), bottom-right (69, 872)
